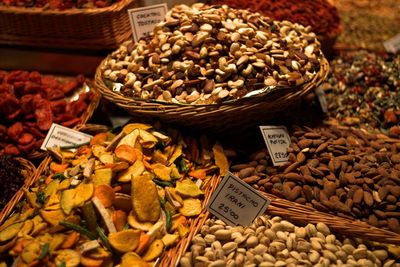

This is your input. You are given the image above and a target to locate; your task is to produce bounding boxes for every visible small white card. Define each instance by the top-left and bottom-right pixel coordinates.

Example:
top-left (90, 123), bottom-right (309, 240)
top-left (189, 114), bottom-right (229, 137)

top-left (40, 123), bottom-right (92, 151)
top-left (128, 3), bottom-right (168, 43)
top-left (260, 126), bottom-right (290, 166)
top-left (383, 33), bottom-right (400, 54)
top-left (315, 87), bottom-right (328, 113)
top-left (206, 172), bottom-right (270, 226)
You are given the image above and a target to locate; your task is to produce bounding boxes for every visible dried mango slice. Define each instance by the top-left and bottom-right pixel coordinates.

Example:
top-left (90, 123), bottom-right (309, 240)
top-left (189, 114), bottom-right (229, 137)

top-left (127, 211), bottom-right (154, 232)
top-left (152, 150), bottom-right (168, 164)
top-left (161, 234), bottom-right (179, 247)
top-left (179, 198), bottom-right (202, 217)
top-left (118, 160), bottom-right (145, 183)
top-left (80, 255), bottom-right (104, 267)
top-left (168, 144), bottom-right (182, 165)
top-left (93, 168), bottom-right (113, 186)
top-left (74, 182), bottom-right (94, 207)
top-left (61, 189), bottom-right (76, 215)
top-left (91, 145), bottom-right (107, 159)
top-left (108, 229), bottom-right (140, 253)
top-left (121, 252), bottom-right (150, 267)
top-left (0, 222), bottom-right (24, 242)
top-left (55, 249), bottom-right (80, 267)
top-left (18, 220), bottom-right (34, 237)
top-left (44, 180), bottom-right (61, 197)
top-left (141, 239), bottom-right (164, 262)
top-left (188, 169), bottom-right (207, 180)
top-left (131, 174), bottom-right (160, 223)
top-left (40, 209), bottom-right (66, 226)
top-left (151, 163), bottom-right (171, 181)
top-left (115, 145), bottom-right (137, 164)
top-left (99, 154), bottom-right (114, 165)
top-left (175, 179), bottom-right (203, 198)
top-left (213, 143), bottom-right (229, 175)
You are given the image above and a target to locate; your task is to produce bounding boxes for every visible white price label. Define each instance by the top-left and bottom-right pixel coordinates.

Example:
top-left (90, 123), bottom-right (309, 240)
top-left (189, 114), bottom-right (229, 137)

top-left (206, 172), bottom-right (270, 226)
top-left (40, 124), bottom-right (92, 151)
top-left (260, 126), bottom-right (290, 166)
top-left (315, 87), bottom-right (328, 113)
top-left (383, 33), bottom-right (400, 54)
top-left (128, 3), bottom-right (168, 43)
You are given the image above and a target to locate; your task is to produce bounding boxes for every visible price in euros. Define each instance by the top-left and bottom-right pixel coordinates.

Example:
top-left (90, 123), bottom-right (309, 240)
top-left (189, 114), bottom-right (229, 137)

top-left (218, 203), bottom-right (239, 220)
top-left (274, 152), bottom-right (288, 159)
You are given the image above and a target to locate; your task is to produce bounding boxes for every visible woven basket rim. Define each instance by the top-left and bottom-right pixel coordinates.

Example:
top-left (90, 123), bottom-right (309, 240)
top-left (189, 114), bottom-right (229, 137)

top-left (0, 0), bottom-right (133, 14)
top-left (95, 56), bottom-right (329, 111)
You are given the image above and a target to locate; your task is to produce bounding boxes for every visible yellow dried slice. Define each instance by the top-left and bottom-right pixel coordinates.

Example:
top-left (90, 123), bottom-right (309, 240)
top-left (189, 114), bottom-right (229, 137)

top-left (40, 209), bottom-right (66, 226)
top-left (131, 174), bottom-right (160, 223)
top-left (152, 150), bottom-right (168, 164)
top-left (18, 220), bottom-right (34, 237)
top-left (99, 154), bottom-right (114, 165)
top-left (141, 239), bottom-right (164, 262)
top-left (93, 168), bottom-right (113, 186)
top-left (118, 160), bottom-right (145, 183)
top-left (61, 189), bottom-right (76, 215)
top-left (168, 144), bottom-right (182, 165)
top-left (213, 143), bottom-right (229, 175)
top-left (118, 129), bottom-right (140, 148)
top-left (49, 234), bottom-right (65, 253)
top-left (44, 179), bottom-right (61, 197)
top-left (151, 163), bottom-right (171, 181)
top-left (55, 249), bottom-right (81, 267)
top-left (46, 191), bottom-right (60, 207)
top-left (58, 179), bottom-right (72, 191)
top-left (179, 198), bottom-right (202, 217)
top-left (161, 234), bottom-right (179, 247)
top-left (0, 222), bottom-right (24, 242)
top-left (127, 211), bottom-right (154, 231)
top-left (108, 229), bottom-right (140, 253)
top-left (91, 145), bottom-right (107, 159)
top-left (121, 252), bottom-right (150, 267)
top-left (138, 129), bottom-right (158, 148)
top-left (74, 182), bottom-right (94, 207)
top-left (123, 123), bottom-right (152, 134)
top-left (21, 240), bottom-right (40, 264)
top-left (175, 179), bottom-right (203, 198)
top-left (115, 145), bottom-right (137, 164)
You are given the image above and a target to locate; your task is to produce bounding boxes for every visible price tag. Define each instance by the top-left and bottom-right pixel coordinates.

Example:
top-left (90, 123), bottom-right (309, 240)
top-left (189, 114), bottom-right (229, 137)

top-left (259, 126), bottom-right (290, 166)
top-left (206, 172), bottom-right (270, 226)
top-left (315, 87), bottom-right (328, 113)
top-left (40, 124), bottom-right (92, 151)
top-left (383, 33), bottom-right (400, 54)
top-left (128, 3), bottom-right (168, 43)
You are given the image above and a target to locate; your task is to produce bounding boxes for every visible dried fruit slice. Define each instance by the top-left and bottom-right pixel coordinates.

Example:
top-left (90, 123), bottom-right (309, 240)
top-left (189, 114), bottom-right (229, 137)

top-left (213, 143), bottom-right (229, 175)
top-left (55, 249), bottom-right (81, 267)
top-left (114, 193), bottom-right (132, 212)
top-left (123, 123), bottom-right (152, 134)
top-left (141, 239), bottom-right (164, 262)
top-left (179, 198), bottom-right (202, 217)
top-left (115, 145), bottom-right (137, 164)
top-left (131, 174), bottom-right (161, 223)
top-left (40, 209), bottom-right (66, 226)
top-left (175, 179), bottom-right (203, 198)
top-left (108, 229), bottom-right (140, 253)
top-left (74, 182), bottom-right (94, 207)
top-left (61, 189), bottom-right (76, 215)
top-left (151, 163), bottom-right (172, 181)
top-left (127, 211), bottom-right (154, 231)
top-left (118, 129), bottom-right (140, 148)
top-left (93, 168), bottom-right (113, 186)
top-left (121, 252), bottom-right (150, 267)
top-left (118, 160), bottom-right (145, 182)
top-left (0, 222), bottom-right (24, 242)
top-left (93, 185), bottom-right (115, 208)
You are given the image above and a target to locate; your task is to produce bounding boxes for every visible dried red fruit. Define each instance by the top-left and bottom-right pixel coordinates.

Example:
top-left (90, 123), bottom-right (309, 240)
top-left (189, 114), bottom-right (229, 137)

top-left (4, 144), bottom-right (20, 156)
top-left (18, 133), bottom-right (34, 145)
top-left (33, 95), bottom-right (53, 131)
top-left (7, 122), bottom-right (23, 142)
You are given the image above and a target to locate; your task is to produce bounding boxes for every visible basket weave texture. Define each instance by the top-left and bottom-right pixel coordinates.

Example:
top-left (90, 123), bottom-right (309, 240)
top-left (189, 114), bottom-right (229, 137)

top-left (0, 0), bottom-right (136, 49)
top-left (0, 157), bottom-right (37, 225)
top-left (95, 57), bottom-right (329, 132)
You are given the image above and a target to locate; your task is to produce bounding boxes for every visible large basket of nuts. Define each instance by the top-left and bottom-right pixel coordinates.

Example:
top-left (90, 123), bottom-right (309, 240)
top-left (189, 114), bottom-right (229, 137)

top-left (0, 0), bottom-right (136, 49)
top-left (95, 4), bottom-right (330, 132)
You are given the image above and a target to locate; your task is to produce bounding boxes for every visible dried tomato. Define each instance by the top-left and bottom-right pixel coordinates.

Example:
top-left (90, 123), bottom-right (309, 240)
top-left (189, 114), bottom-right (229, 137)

top-left (61, 118), bottom-right (81, 127)
top-left (0, 93), bottom-right (19, 116)
top-left (4, 144), bottom-right (20, 156)
top-left (7, 122), bottom-right (23, 141)
top-left (50, 99), bottom-right (67, 114)
top-left (33, 95), bottom-right (53, 131)
top-left (17, 141), bottom-right (36, 153)
top-left (18, 133), bottom-right (34, 145)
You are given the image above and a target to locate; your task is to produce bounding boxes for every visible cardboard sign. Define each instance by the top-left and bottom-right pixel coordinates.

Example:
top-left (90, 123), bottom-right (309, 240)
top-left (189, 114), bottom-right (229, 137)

top-left (383, 33), bottom-right (400, 54)
top-left (206, 172), bottom-right (270, 226)
top-left (315, 87), bottom-right (328, 113)
top-left (41, 124), bottom-right (92, 151)
top-left (260, 126), bottom-right (290, 166)
top-left (128, 3), bottom-right (168, 42)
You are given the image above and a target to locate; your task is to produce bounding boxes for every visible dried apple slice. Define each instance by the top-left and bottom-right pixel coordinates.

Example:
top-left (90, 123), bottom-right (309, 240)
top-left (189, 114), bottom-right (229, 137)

top-left (161, 234), bottom-right (179, 248)
top-left (127, 211), bottom-right (153, 232)
top-left (61, 189), bottom-right (76, 215)
top-left (74, 182), bottom-right (94, 207)
top-left (213, 143), bottom-right (229, 175)
top-left (115, 145), bottom-right (137, 164)
top-left (118, 160), bottom-right (145, 183)
top-left (21, 240), bottom-right (40, 264)
top-left (108, 229), bottom-right (140, 253)
top-left (179, 198), bottom-right (202, 217)
top-left (118, 129), bottom-right (139, 148)
top-left (175, 179), bottom-right (203, 198)
top-left (151, 163), bottom-right (171, 181)
top-left (0, 222), bottom-right (24, 242)
top-left (121, 252), bottom-right (150, 267)
top-left (93, 168), bottom-right (113, 186)
top-left (141, 239), bottom-right (164, 262)
top-left (131, 174), bottom-right (161, 223)
top-left (55, 249), bottom-right (81, 267)
top-left (123, 123), bottom-right (152, 134)
top-left (40, 209), bottom-right (66, 226)
top-left (138, 129), bottom-right (158, 148)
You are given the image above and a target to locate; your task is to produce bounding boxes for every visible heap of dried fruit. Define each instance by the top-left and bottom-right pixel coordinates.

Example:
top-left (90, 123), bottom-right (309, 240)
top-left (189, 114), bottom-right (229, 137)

top-left (0, 123), bottom-right (228, 266)
top-left (323, 51), bottom-right (400, 137)
top-left (232, 125), bottom-right (400, 233)
top-left (102, 3), bottom-right (323, 104)
top-left (0, 155), bottom-right (24, 209)
top-left (0, 70), bottom-right (93, 156)
top-left (0, 0), bottom-right (121, 10)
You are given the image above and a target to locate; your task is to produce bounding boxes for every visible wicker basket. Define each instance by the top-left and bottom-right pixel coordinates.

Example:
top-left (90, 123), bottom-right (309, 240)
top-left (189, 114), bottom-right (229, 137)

top-left (95, 57), bottom-right (330, 133)
top-left (0, 157), bottom-right (37, 225)
top-left (0, 0), bottom-right (136, 50)
top-left (167, 173), bottom-right (400, 267)
top-left (26, 81), bottom-right (101, 160)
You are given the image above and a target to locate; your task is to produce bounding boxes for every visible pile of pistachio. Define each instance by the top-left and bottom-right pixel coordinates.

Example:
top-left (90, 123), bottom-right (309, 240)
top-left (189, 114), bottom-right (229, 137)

top-left (0, 123), bottom-right (228, 266)
top-left (102, 3), bottom-right (323, 105)
top-left (181, 215), bottom-right (400, 267)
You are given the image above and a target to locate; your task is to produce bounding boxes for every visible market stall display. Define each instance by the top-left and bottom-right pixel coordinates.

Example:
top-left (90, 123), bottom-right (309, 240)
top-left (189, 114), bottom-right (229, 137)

top-left (182, 215), bottom-right (399, 267)
top-left (0, 70), bottom-right (99, 158)
top-left (233, 124), bottom-right (400, 234)
top-left (322, 51), bottom-right (400, 137)
top-left (0, 0), bottom-right (136, 49)
top-left (96, 3), bottom-right (328, 131)
top-left (0, 122), bottom-right (228, 266)
top-left (0, 0), bottom-right (121, 9)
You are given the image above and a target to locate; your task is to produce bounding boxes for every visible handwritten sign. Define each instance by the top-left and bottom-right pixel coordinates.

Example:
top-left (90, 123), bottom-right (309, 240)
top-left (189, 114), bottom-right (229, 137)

top-left (41, 124), bottom-right (92, 151)
top-left (315, 87), bottom-right (328, 113)
top-left (383, 33), bottom-right (400, 54)
top-left (206, 172), bottom-right (270, 226)
top-left (260, 126), bottom-right (290, 166)
top-left (128, 3), bottom-right (168, 43)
